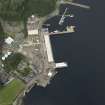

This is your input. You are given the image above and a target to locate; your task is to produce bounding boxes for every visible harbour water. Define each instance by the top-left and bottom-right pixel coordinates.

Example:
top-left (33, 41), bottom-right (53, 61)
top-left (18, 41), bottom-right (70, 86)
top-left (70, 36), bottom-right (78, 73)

top-left (24, 0), bottom-right (105, 105)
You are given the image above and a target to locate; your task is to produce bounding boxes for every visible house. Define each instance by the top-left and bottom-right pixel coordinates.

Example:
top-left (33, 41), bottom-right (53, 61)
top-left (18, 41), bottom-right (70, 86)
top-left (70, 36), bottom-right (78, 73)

top-left (2, 51), bottom-right (12, 61)
top-left (27, 15), bottom-right (39, 35)
top-left (5, 37), bottom-right (14, 45)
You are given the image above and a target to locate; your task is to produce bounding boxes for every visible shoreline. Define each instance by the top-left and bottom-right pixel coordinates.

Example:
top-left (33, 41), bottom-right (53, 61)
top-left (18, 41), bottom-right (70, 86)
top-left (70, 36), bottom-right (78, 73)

top-left (12, 0), bottom-right (91, 105)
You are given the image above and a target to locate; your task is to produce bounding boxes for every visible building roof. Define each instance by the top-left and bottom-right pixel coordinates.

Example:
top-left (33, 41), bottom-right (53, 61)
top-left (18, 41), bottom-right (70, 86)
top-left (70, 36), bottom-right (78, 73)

top-left (28, 29), bottom-right (38, 35)
top-left (5, 37), bottom-right (14, 44)
top-left (2, 51), bottom-right (12, 61)
top-left (48, 71), bottom-right (53, 77)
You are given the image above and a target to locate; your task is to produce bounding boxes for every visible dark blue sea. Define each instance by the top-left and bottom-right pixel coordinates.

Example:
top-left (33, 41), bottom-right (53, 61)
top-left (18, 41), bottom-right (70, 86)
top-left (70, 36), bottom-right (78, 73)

top-left (24, 0), bottom-right (105, 105)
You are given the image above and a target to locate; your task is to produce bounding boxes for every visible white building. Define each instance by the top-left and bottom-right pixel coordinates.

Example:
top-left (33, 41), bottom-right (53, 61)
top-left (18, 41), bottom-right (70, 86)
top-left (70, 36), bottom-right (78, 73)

top-left (48, 71), bottom-right (53, 77)
top-left (5, 37), bottom-right (14, 45)
top-left (28, 29), bottom-right (38, 35)
top-left (2, 57), bottom-right (5, 61)
top-left (2, 51), bottom-right (12, 61)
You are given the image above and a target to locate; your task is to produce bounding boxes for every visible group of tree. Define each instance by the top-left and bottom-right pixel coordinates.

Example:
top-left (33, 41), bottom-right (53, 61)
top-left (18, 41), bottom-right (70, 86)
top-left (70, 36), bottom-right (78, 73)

top-left (0, 23), bottom-right (5, 55)
top-left (0, 0), bottom-right (57, 21)
top-left (0, 0), bottom-right (25, 20)
top-left (3, 53), bottom-right (31, 77)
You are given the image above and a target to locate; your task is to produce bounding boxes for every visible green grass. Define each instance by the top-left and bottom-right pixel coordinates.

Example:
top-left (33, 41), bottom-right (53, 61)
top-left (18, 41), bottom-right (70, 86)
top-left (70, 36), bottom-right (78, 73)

top-left (0, 79), bottom-right (25, 105)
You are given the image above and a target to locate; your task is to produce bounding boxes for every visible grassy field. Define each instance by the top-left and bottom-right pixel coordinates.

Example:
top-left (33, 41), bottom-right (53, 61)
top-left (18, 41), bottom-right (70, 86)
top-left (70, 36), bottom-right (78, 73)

top-left (0, 79), bottom-right (25, 105)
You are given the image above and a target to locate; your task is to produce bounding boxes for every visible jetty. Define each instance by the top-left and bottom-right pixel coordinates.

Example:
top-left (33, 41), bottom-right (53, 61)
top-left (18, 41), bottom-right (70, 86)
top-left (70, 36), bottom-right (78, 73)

top-left (59, 8), bottom-right (68, 25)
top-left (61, 1), bottom-right (90, 9)
top-left (49, 26), bottom-right (75, 35)
top-left (42, 28), bottom-right (68, 68)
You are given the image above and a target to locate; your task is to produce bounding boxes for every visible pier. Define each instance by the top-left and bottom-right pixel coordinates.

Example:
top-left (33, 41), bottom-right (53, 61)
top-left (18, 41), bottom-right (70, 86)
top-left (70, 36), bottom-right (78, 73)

top-left (49, 26), bottom-right (75, 35)
top-left (49, 31), bottom-right (73, 35)
top-left (49, 30), bottom-right (74, 35)
top-left (42, 28), bottom-right (68, 69)
top-left (59, 7), bottom-right (68, 25)
top-left (61, 1), bottom-right (90, 9)
top-left (44, 30), bottom-right (54, 62)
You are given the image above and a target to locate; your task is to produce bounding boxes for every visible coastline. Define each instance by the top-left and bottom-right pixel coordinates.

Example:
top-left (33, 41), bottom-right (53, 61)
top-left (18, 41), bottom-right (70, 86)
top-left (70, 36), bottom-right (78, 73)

top-left (12, 0), bottom-right (91, 105)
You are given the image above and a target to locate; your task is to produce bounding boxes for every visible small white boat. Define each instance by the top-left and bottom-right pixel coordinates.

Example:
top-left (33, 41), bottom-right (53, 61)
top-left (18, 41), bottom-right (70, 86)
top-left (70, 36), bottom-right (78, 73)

top-left (69, 14), bottom-right (75, 18)
top-left (54, 30), bottom-right (59, 33)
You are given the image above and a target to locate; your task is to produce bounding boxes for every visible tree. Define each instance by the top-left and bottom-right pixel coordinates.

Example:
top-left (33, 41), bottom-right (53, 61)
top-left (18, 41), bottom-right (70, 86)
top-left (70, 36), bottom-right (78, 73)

top-left (0, 23), bottom-right (5, 55)
top-left (0, 0), bottom-right (57, 20)
top-left (0, 0), bottom-right (25, 20)
top-left (24, 0), bottom-right (57, 17)
top-left (3, 53), bottom-right (25, 72)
